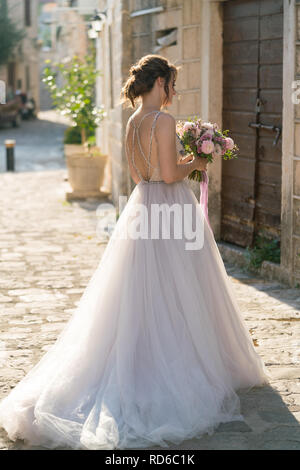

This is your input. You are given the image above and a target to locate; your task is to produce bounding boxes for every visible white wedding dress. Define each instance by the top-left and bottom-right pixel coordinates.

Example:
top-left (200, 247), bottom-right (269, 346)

top-left (0, 110), bottom-right (271, 450)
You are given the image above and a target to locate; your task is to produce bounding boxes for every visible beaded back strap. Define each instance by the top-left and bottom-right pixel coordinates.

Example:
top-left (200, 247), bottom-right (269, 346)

top-left (147, 111), bottom-right (161, 180)
top-left (131, 124), bottom-right (144, 182)
top-left (130, 110), bottom-right (161, 182)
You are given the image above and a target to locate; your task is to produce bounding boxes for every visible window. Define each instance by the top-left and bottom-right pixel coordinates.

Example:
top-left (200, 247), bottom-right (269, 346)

top-left (25, 65), bottom-right (30, 92)
top-left (25, 0), bottom-right (31, 27)
top-left (154, 28), bottom-right (177, 53)
top-left (7, 62), bottom-right (16, 89)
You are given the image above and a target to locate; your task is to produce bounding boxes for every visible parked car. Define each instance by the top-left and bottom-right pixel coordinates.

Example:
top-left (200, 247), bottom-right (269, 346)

top-left (0, 93), bottom-right (23, 128)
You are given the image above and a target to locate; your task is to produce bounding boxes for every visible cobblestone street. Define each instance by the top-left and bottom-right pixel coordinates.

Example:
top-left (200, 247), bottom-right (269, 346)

top-left (0, 168), bottom-right (299, 450)
top-left (0, 111), bottom-right (70, 173)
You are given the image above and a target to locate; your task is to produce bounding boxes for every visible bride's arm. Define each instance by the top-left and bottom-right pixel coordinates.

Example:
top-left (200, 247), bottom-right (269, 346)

top-left (155, 114), bottom-right (205, 183)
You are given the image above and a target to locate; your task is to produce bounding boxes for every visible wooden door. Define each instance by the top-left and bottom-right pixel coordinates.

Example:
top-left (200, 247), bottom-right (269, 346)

top-left (221, 0), bottom-right (283, 247)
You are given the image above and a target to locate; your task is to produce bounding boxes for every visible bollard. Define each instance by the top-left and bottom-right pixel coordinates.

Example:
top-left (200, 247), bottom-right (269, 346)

top-left (5, 139), bottom-right (15, 171)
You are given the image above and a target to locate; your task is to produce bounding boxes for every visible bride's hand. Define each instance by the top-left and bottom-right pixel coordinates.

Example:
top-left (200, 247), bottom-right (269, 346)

top-left (179, 153), bottom-right (194, 164)
top-left (194, 157), bottom-right (208, 172)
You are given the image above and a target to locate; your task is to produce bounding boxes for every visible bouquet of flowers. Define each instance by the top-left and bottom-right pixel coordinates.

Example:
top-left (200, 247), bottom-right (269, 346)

top-left (176, 117), bottom-right (239, 182)
top-left (175, 117), bottom-right (239, 232)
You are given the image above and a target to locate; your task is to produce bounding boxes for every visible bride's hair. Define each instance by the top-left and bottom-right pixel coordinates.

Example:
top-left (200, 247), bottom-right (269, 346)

top-left (120, 54), bottom-right (181, 108)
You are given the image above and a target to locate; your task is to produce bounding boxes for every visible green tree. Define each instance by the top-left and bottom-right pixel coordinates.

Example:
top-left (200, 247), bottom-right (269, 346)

top-left (0, 0), bottom-right (26, 66)
top-left (42, 49), bottom-right (105, 144)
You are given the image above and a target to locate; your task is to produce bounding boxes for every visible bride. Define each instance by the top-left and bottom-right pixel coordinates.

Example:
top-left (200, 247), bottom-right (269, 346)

top-left (0, 54), bottom-right (271, 450)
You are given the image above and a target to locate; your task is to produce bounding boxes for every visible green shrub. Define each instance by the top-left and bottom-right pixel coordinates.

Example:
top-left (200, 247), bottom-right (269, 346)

top-left (64, 126), bottom-right (81, 144)
top-left (244, 230), bottom-right (281, 272)
top-left (42, 49), bottom-right (106, 144)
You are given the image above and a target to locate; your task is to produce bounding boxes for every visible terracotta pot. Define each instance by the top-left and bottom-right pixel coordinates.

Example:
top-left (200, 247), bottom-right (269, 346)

top-left (64, 144), bottom-right (108, 194)
top-left (64, 144), bottom-right (85, 157)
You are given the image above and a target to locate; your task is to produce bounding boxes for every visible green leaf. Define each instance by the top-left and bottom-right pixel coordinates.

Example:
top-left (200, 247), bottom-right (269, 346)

top-left (41, 50), bottom-right (105, 144)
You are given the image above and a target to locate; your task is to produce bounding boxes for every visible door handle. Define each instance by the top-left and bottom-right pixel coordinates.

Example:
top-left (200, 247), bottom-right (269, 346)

top-left (248, 122), bottom-right (281, 146)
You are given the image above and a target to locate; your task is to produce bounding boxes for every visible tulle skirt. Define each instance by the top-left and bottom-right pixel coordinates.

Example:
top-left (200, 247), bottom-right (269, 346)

top-left (0, 179), bottom-right (271, 449)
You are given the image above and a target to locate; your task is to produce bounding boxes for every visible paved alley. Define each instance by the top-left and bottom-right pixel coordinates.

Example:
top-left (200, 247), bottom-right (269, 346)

top-left (0, 111), bottom-right (70, 173)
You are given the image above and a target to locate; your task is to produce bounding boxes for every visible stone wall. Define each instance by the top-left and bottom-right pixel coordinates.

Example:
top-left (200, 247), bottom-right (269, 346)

top-left (94, 0), bottom-right (131, 203)
top-left (292, 0), bottom-right (300, 285)
top-left (280, 0), bottom-right (300, 287)
top-left (53, 9), bottom-right (89, 64)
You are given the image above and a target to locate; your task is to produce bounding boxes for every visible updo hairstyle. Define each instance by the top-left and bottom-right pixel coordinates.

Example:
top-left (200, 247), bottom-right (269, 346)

top-left (120, 54), bottom-right (181, 108)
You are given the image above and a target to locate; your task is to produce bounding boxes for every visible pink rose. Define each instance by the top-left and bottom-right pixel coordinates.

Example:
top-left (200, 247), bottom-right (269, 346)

top-left (201, 140), bottom-right (215, 154)
top-left (225, 137), bottom-right (234, 150)
top-left (202, 122), bottom-right (214, 130)
top-left (183, 122), bottom-right (194, 132)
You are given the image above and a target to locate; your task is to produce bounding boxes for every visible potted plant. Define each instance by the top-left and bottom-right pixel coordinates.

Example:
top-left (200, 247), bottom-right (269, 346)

top-left (42, 50), bottom-right (108, 199)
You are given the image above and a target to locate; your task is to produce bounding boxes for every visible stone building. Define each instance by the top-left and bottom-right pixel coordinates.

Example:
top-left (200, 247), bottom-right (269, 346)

top-left (0, 0), bottom-right (40, 111)
top-left (38, 0), bottom-right (94, 110)
top-left (93, 0), bottom-right (300, 288)
top-left (50, 0), bottom-right (92, 63)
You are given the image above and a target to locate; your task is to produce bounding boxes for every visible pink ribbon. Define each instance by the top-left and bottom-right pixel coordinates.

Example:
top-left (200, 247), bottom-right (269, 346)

top-left (199, 170), bottom-right (212, 232)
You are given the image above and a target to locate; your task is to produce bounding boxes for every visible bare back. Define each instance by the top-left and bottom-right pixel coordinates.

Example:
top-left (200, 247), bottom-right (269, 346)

top-left (125, 110), bottom-right (162, 182)
top-left (125, 110), bottom-right (185, 183)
